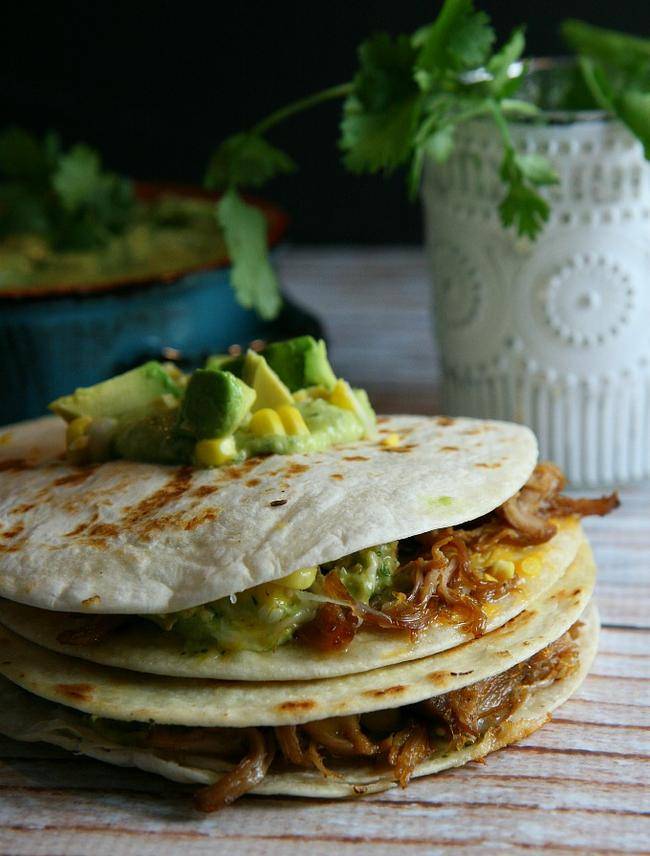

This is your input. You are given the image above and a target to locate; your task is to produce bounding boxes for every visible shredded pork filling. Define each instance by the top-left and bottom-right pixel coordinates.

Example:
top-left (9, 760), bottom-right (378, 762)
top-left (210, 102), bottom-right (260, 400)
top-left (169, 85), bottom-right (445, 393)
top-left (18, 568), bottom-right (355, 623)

top-left (99, 622), bottom-right (582, 811)
top-left (57, 463), bottom-right (617, 651)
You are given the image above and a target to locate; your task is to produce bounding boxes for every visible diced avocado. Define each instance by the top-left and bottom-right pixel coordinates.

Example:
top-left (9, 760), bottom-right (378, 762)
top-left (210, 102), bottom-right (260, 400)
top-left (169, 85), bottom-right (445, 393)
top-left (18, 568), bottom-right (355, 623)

top-left (49, 362), bottom-right (182, 424)
top-left (113, 410), bottom-right (194, 464)
top-left (204, 353), bottom-right (245, 376)
top-left (242, 350), bottom-right (294, 411)
top-left (263, 336), bottom-right (337, 392)
top-left (179, 369), bottom-right (255, 439)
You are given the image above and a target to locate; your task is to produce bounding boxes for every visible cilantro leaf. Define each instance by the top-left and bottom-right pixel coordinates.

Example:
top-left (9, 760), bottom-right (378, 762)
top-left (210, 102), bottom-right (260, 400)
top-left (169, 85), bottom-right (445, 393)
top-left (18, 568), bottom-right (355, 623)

top-left (51, 144), bottom-right (134, 249)
top-left (486, 27), bottom-right (526, 97)
top-left (562, 19), bottom-right (650, 78)
top-left (498, 148), bottom-right (558, 239)
top-left (340, 33), bottom-right (422, 174)
top-left (616, 90), bottom-right (650, 157)
top-left (0, 127), bottom-right (59, 185)
top-left (563, 22), bottom-right (650, 162)
top-left (205, 133), bottom-right (295, 191)
top-left (216, 189), bottom-right (282, 320)
top-left (414, 0), bottom-right (494, 75)
top-left (53, 145), bottom-right (104, 212)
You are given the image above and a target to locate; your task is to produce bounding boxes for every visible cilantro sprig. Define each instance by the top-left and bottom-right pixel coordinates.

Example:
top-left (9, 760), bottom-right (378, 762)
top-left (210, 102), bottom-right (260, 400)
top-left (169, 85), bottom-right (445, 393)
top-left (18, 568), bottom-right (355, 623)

top-left (208, 2), bottom-right (650, 320)
top-left (0, 128), bottom-right (134, 251)
top-left (209, 0), bottom-right (561, 318)
top-left (562, 20), bottom-right (650, 157)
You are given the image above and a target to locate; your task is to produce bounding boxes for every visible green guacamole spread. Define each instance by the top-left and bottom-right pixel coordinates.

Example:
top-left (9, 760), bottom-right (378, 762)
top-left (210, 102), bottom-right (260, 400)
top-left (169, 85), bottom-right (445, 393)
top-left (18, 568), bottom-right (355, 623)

top-left (149, 542), bottom-right (399, 653)
top-left (0, 196), bottom-right (227, 292)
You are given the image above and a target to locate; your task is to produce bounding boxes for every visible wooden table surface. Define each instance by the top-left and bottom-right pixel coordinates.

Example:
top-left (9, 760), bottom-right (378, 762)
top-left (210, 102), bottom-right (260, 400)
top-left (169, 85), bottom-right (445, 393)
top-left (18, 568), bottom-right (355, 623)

top-left (1, 248), bottom-right (648, 855)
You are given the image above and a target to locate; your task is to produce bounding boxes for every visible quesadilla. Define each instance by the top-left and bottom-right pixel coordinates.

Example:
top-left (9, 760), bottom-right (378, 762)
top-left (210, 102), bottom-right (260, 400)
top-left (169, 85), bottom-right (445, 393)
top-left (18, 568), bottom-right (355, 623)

top-left (0, 337), bottom-right (617, 809)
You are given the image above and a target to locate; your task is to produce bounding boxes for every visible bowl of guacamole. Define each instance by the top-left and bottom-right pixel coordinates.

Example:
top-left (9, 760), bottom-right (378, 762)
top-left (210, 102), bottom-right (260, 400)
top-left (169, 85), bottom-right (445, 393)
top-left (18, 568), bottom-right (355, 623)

top-left (0, 177), bottom-right (325, 426)
top-left (0, 183), bottom-right (287, 298)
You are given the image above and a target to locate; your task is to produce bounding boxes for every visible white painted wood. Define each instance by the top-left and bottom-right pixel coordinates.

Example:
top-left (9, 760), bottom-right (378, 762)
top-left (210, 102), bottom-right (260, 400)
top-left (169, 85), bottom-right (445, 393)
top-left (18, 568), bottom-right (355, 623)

top-left (0, 248), bottom-right (647, 855)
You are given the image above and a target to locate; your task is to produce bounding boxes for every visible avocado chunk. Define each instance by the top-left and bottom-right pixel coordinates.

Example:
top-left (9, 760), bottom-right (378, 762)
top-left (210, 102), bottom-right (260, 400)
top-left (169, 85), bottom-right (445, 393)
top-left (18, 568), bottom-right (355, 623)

top-left (179, 369), bottom-right (255, 439)
top-left (242, 350), bottom-right (294, 411)
top-left (113, 409), bottom-right (194, 464)
top-left (49, 361), bottom-right (182, 423)
top-left (204, 353), bottom-right (245, 377)
top-left (263, 336), bottom-right (336, 392)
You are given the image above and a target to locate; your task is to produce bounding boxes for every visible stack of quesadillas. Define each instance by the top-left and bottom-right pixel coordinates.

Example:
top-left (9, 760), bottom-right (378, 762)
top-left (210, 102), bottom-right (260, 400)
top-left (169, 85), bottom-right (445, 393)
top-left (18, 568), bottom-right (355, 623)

top-left (0, 373), bottom-right (617, 809)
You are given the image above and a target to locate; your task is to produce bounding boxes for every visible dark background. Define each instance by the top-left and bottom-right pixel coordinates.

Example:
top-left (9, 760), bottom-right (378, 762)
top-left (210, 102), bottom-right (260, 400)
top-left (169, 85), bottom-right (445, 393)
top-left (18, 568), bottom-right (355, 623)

top-left (2, 1), bottom-right (647, 243)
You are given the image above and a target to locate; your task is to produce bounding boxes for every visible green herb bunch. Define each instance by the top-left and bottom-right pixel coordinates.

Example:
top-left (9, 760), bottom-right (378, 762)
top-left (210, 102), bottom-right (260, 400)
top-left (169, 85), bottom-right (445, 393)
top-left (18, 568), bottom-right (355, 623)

top-left (0, 127), bottom-right (134, 251)
top-left (208, 0), bottom-right (650, 319)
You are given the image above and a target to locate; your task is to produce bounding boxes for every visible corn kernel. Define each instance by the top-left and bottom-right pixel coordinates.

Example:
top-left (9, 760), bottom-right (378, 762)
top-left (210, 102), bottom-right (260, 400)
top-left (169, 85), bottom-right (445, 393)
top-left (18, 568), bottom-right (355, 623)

top-left (255, 584), bottom-right (290, 622)
top-left (249, 408), bottom-right (286, 437)
top-left (282, 566), bottom-right (317, 590)
top-left (519, 556), bottom-right (542, 578)
top-left (330, 378), bottom-right (358, 412)
top-left (490, 559), bottom-right (516, 581)
top-left (194, 436), bottom-right (237, 467)
top-left (66, 416), bottom-right (92, 445)
top-left (381, 432), bottom-right (400, 447)
top-left (276, 405), bottom-right (309, 436)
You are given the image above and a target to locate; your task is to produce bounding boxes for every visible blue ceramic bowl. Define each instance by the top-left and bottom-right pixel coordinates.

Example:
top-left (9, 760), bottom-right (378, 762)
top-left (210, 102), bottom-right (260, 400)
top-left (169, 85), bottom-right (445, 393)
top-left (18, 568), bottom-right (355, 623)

top-left (0, 185), bottom-right (317, 425)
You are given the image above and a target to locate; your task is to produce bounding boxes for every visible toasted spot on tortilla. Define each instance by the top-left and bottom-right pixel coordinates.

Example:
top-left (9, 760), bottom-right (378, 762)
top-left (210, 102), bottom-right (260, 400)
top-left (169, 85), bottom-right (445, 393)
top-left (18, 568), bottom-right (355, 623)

top-left (53, 468), bottom-right (97, 487)
top-left (285, 463), bottom-right (309, 476)
top-left (440, 446), bottom-right (459, 453)
top-left (330, 473), bottom-right (344, 481)
top-left (449, 670), bottom-right (473, 676)
top-left (10, 502), bottom-right (35, 515)
top-left (428, 671), bottom-right (449, 684)
top-left (120, 467), bottom-right (194, 528)
top-left (0, 458), bottom-right (29, 472)
top-left (88, 523), bottom-right (119, 538)
top-left (475, 462), bottom-right (501, 469)
top-left (82, 595), bottom-right (101, 608)
top-left (65, 512), bottom-right (99, 538)
top-left (353, 785), bottom-right (368, 795)
top-left (183, 509), bottom-right (220, 530)
top-left (55, 683), bottom-right (94, 702)
top-left (222, 457), bottom-right (263, 481)
top-left (436, 417), bottom-right (455, 426)
top-left (0, 432), bottom-right (12, 445)
top-left (376, 417), bottom-right (390, 424)
top-left (363, 684), bottom-right (406, 698)
top-left (381, 444), bottom-right (417, 454)
top-left (245, 478), bottom-right (261, 487)
top-left (277, 700), bottom-right (315, 712)
top-left (343, 455), bottom-right (370, 462)
top-left (270, 499), bottom-right (288, 507)
top-left (192, 485), bottom-right (219, 498)
top-left (1, 522), bottom-right (24, 540)
top-left (572, 588), bottom-right (582, 596)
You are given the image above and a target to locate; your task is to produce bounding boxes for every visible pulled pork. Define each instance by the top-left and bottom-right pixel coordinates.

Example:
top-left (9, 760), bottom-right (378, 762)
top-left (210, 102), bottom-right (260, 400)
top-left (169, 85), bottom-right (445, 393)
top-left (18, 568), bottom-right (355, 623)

top-left (299, 463), bottom-right (617, 650)
top-left (151, 623), bottom-right (581, 811)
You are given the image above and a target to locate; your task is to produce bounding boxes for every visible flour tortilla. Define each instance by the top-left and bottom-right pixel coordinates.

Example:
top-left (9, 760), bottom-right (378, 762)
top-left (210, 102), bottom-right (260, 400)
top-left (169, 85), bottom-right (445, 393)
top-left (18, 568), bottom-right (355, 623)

top-left (0, 415), bottom-right (536, 614)
top-left (0, 602), bottom-right (598, 799)
top-left (0, 519), bottom-right (585, 681)
top-left (0, 541), bottom-right (595, 727)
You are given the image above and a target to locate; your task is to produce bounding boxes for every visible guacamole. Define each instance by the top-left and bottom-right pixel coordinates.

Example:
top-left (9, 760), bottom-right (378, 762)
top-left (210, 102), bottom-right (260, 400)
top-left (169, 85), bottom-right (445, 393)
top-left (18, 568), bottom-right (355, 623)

top-left (150, 543), bottom-right (399, 653)
top-left (49, 335), bottom-right (377, 468)
top-left (0, 195), bottom-right (228, 293)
